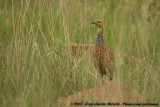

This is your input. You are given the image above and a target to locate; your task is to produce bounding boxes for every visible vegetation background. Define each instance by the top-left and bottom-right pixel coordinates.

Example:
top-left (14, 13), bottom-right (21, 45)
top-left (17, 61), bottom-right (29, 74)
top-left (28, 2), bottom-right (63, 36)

top-left (0, 0), bottom-right (160, 106)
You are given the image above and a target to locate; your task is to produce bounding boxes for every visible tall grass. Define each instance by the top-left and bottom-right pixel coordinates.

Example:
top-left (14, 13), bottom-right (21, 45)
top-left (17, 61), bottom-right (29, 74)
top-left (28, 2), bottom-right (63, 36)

top-left (0, 0), bottom-right (160, 106)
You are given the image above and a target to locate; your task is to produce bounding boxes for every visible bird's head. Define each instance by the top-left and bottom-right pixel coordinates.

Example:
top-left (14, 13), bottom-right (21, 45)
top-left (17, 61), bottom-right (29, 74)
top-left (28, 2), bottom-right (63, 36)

top-left (91, 20), bottom-right (104, 28)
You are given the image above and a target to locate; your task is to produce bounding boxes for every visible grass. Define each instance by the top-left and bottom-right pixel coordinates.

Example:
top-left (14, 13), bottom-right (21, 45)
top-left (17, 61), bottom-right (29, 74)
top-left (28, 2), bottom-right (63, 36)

top-left (0, 0), bottom-right (160, 106)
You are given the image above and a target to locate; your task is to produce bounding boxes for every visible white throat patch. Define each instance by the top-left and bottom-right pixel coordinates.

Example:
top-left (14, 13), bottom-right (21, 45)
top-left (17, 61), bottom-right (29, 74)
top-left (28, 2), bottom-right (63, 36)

top-left (98, 28), bottom-right (102, 32)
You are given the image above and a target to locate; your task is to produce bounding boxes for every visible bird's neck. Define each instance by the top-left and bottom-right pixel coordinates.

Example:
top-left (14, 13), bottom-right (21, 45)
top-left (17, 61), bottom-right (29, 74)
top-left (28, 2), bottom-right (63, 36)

top-left (96, 28), bottom-right (104, 44)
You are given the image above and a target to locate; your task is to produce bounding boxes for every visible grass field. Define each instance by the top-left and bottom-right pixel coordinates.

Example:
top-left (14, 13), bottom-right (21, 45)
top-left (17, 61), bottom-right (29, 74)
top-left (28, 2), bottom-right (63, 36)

top-left (0, 0), bottom-right (160, 106)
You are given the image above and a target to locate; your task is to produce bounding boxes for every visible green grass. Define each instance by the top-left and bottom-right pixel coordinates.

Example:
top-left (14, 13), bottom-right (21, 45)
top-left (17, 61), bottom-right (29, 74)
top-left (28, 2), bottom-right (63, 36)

top-left (0, 0), bottom-right (160, 106)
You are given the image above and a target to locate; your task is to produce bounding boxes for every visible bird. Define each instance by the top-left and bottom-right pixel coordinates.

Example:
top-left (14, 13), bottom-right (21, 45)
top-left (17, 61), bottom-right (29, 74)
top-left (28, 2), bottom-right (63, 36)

top-left (91, 20), bottom-right (114, 83)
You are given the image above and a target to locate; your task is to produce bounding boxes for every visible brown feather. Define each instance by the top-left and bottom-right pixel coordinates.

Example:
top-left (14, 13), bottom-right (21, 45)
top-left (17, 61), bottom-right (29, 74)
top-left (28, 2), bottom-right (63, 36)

top-left (92, 20), bottom-right (114, 81)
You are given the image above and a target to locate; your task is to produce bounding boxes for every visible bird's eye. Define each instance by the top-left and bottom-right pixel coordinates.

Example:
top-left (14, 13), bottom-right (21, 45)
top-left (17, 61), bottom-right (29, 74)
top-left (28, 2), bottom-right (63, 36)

top-left (98, 21), bottom-right (101, 23)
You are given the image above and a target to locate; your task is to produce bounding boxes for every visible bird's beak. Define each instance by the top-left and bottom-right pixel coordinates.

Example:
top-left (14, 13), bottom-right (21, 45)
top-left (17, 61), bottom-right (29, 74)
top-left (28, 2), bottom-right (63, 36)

top-left (91, 21), bottom-right (96, 24)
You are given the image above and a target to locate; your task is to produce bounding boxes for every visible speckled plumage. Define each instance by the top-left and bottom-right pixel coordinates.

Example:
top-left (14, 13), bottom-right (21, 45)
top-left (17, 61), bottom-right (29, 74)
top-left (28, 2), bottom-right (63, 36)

top-left (92, 20), bottom-right (114, 81)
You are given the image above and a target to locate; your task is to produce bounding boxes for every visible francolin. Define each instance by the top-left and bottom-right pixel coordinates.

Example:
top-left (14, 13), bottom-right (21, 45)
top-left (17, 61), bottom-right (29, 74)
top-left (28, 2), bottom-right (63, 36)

top-left (91, 20), bottom-right (114, 82)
